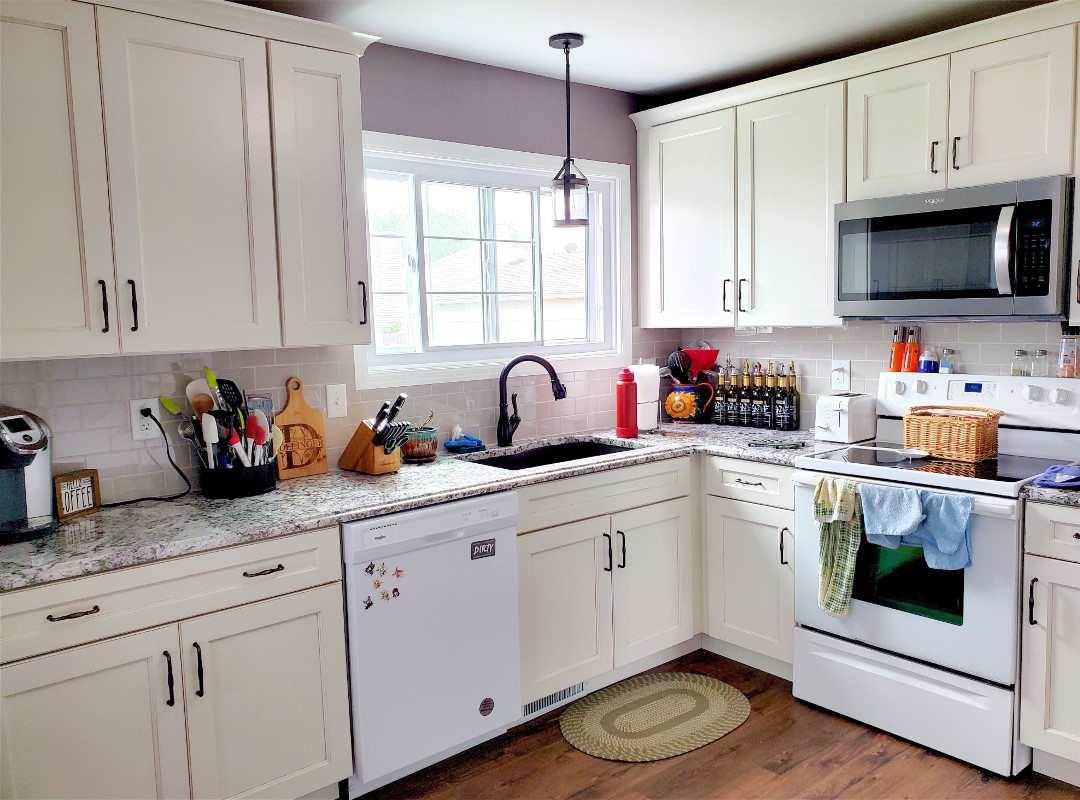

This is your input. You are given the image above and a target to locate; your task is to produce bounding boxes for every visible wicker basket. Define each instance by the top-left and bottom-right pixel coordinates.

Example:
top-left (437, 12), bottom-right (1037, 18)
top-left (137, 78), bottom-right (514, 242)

top-left (903, 405), bottom-right (1003, 463)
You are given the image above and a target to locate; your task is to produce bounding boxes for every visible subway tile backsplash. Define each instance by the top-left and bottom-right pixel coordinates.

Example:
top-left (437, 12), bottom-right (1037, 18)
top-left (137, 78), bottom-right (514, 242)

top-left (0, 329), bottom-right (681, 504)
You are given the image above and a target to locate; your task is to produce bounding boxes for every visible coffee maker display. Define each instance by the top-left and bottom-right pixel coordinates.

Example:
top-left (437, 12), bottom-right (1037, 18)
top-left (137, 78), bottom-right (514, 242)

top-left (0, 406), bottom-right (56, 542)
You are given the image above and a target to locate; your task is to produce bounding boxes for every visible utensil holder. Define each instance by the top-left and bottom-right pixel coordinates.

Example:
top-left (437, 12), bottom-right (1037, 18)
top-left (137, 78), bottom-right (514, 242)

top-left (338, 421), bottom-right (401, 475)
top-left (200, 461), bottom-right (278, 499)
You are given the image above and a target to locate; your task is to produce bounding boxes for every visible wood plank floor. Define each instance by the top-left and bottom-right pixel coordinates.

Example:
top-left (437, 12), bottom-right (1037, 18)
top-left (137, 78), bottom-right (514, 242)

top-left (365, 650), bottom-right (1078, 800)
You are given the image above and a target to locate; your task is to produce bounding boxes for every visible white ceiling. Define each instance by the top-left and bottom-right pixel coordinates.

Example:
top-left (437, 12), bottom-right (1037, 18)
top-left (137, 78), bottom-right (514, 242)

top-left (236, 0), bottom-right (1049, 97)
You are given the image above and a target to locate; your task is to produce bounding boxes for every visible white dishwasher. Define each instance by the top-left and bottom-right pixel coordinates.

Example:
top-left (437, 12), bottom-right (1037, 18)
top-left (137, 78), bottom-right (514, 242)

top-left (341, 492), bottom-right (520, 796)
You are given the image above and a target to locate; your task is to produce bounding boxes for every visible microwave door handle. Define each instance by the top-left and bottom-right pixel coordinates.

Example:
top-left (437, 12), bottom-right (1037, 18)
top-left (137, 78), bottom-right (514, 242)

top-left (993, 205), bottom-right (1015, 296)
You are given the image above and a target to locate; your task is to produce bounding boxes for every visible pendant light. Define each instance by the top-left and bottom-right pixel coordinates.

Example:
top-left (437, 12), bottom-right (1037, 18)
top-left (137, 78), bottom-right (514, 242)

top-left (549, 33), bottom-right (588, 227)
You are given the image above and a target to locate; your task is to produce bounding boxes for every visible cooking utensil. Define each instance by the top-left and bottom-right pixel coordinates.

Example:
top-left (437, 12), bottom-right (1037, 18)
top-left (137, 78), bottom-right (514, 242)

top-left (385, 393), bottom-right (408, 424)
top-left (370, 402), bottom-right (392, 444)
top-left (847, 445), bottom-right (930, 459)
top-left (217, 378), bottom-right (247, 425)
top-left (191, 393), bottom-right (215, 417)
top-left (274, 377), bottom-right (328, 479)
top-left (228, 428), bottom-right (251, 468)
top-left (271, 424), bottom-right (284, 459)
top-left (382, 421), bottom-right (410, 454)
top-left (203, 367), bottom-right (227, 411)
top-left (178, 419), bottom-right (206, 467)
top-left (159, 396), bottom-right (183, 417)
top-left (666, 349), bottom-right (692, 383)
top-left (200, 413), bottom-right (218, 470)
top-left (185, 378), bottom-right (215, 410)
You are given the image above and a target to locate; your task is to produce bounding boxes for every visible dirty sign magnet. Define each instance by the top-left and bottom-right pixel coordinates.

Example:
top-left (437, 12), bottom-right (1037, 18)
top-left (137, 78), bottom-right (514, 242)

top-left (471, 539), bottom-right (496, 560)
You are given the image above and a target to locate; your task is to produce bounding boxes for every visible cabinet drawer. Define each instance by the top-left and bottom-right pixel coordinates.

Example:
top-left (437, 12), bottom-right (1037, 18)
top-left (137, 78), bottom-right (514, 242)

top-left (516, 457), bottom-right (692, 533)
top-left (0, 528), bottom-right (341, 664)
top-left (705, 456), bottom-right (793, 509)
top-left (1025, 502), bottom-right (1080, 563)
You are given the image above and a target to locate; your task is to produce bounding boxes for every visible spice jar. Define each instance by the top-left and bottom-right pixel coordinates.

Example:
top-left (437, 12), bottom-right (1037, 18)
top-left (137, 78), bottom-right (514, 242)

top-left (1059, 336), bottom-right (1079, 378)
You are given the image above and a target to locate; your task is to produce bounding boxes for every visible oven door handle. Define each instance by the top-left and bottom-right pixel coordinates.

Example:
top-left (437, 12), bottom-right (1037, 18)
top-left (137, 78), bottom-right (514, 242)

top-left (993, 205), bottom-right (1015, 296)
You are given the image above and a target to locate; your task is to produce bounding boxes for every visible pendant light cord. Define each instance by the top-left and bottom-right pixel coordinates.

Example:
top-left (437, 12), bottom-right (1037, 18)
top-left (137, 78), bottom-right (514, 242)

top-left (564, 42), bottom-right (572, 167)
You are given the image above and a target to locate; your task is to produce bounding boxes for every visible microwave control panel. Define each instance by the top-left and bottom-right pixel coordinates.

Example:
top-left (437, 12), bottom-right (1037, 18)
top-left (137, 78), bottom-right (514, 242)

top-left (1015, 199), bottom-right (1052, 296)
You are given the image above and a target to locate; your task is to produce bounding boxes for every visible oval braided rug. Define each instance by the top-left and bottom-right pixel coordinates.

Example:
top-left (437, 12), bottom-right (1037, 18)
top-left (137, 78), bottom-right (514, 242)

top-left (560, 672), bottom-right (750, 762)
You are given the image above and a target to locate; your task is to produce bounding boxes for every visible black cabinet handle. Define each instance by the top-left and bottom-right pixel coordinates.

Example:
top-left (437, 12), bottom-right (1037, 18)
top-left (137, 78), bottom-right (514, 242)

top-left (738, 278), bottom-right (748, 313)
top-left (1072, 532), bottom-right (1080, 539)
top-left (242, 563), bottom-right (284, 578)
top-left (358, 280), bottom-right (368, 325)
top-left (952, 136), bottom-right (961, 170)
top-left (163, 651), bottom-right (175, 707)
top-left (617, 531), bottom-right (626, 569)
top-left (47, 605), bottom-right (100, 622)
top-left (722, 279), bottom-right (731, 313)
top-left (602, 532), bottom-right (612, 572)
top-left (735, 478), bottom-right (765, 488)
top-left (98, 280), bottom-right (110, 333)
top-left (1028, 577), bottom-right (1038, 626)
top-left (194, 642), bottom-right (205, 697)
top-left (779, 527), bottom-right (790, 565)
top-left (127, 279), bottom-right (139, 331)
top-left (929, 140), bottom-right (939, 174)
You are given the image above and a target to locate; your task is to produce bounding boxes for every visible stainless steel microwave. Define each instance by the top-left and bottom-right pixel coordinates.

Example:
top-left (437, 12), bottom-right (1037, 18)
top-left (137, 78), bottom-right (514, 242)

top-left (834, 176), bottom-right (1072, 320)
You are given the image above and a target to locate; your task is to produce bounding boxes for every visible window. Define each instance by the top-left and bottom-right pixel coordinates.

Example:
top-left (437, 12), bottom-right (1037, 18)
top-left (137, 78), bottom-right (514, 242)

top-left (356, 134), bottom-right (630, 389)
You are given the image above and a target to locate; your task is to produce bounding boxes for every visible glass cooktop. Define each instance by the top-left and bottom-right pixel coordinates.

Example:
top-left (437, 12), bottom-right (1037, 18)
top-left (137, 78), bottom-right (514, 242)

top-left (808, 441), bottom-right (1061, 483)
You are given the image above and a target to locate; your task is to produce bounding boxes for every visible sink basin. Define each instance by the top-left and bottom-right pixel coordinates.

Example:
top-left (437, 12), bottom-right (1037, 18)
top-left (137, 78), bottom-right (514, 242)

top-left (469, 440), bottom-right (638, 471)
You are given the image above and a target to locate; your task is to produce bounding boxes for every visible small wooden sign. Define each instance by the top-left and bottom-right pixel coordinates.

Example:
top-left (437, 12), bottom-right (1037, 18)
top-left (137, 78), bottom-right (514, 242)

top-left (275, 377), bottom-right (328, 480)
top-left (54, 469), bottom-right (101, 521)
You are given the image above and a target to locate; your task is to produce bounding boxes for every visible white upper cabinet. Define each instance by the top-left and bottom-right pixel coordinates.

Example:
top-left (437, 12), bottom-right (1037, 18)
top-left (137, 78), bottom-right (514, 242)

top-left (847, 57), bottom-right (950, 200)
top-left (0, 1), bottom-right (118, 359)
top-left (642, 109), bottom-right (736, 328)
top-left (270, 41), bottom-right (372, 347)
top-left (948, 26), bottom-right (1076, 188)
top-left (736, 83), bottom-right (845, 328)
top-left (97, 8), bottom-right (281, 353)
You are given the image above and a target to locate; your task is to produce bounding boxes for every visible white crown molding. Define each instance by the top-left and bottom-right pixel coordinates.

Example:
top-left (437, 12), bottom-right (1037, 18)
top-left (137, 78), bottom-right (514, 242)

top-left (631, 0), bottom-right (1080, 129)
top-left (78, 0), bottom-right (379, 55)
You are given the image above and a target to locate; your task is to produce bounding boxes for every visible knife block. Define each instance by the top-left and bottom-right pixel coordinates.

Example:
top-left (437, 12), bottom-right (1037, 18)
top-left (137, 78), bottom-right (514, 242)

top-left (338, 420), bottom-right (401, 475)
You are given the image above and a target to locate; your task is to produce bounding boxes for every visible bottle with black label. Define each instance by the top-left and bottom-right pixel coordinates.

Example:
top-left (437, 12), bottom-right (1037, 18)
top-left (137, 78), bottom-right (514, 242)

top-left (737, 360), bottom-right (753, 427)
top-left (724, 364), bottom-right (741, 426)
top-left (713, 369), bottom-right (728, 425)
top-left (788, 361), bottom-right (801, 430)
top-left (750, 362), bottom-right (768, 428)
top-left (764, 362), bottom-right (778, 430)
top-left (774, 369), bottom-right (793, 431)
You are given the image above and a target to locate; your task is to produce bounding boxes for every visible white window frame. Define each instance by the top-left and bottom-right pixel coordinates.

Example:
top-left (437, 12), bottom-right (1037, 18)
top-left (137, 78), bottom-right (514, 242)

top-left (354, 133), bottom-right (632, 390)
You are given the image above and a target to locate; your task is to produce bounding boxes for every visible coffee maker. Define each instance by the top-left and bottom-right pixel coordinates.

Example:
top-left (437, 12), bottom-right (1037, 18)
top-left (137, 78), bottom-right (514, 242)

top-left (0, 405), bottom-right (56, 541)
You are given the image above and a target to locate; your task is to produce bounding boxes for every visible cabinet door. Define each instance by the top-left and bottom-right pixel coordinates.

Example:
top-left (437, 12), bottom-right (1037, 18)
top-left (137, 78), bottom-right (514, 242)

top-left (97, 8), bottom-right (281, 353)
top-left (705, 497), bottom-right (794, 663)
top-left (642, 109), bottom-right (736, 328)
top-left (847, 57), bottom-right (949, 200)
top-left (270, 41), bottom-right (372, 347)
top-left (948, 26), bottom-right (1076, 188)
top-left (0, 625), bottom-right (190, 800)
top-left (1020, 554), bottom-right (1080, 762)
top-left (736, 84), bottom-right (844, 328)
top-left (0, 0), bottom-right (119, 359)
top-left (518, 517), bottom-right (614, 704)
top-left (182, 584), bottom-right (351, 800)
top-left (611, 498), bottom-right (694, 668)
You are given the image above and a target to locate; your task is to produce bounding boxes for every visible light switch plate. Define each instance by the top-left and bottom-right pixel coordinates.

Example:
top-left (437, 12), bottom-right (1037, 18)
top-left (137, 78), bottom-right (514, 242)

top-left (130, 398), bottom-right (163, 442)
top-left (831, 360), bottom-right (851, 391)
top-left (326, 383), bottom-right (347, 418)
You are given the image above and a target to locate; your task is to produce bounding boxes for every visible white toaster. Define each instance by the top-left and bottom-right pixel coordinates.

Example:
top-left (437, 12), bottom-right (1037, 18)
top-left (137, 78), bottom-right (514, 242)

top-left (814, 393), bottom-right (877, 443)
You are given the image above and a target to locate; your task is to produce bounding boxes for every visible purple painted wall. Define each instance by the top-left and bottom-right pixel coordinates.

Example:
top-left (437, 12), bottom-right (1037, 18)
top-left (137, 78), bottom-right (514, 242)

top-left (358, 42), bottom-right (637, 166)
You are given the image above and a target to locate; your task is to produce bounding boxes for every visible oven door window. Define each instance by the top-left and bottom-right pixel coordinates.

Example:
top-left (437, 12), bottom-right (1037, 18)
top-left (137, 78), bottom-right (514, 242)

top-left (851, 538), bottom-right (964, 625)
top-left (838, 205), bottom-right (1005, 301)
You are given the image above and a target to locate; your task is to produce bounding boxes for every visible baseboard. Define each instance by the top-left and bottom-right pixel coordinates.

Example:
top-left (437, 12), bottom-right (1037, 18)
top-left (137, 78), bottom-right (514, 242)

top-left (1033, 749), bottom-right (1080, 788)
top-left (701, 635), bottom-right (793, 681)
top-left (298, 783), bottom-right (341, 800)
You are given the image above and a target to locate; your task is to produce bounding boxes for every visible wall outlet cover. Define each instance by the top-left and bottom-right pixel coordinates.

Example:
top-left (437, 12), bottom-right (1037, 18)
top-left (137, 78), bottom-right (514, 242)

top-left (831, 360), bottom-right (852, 391)
top-left (130, 398), bottom-right (162, 442)
top-left (326, 383), bottom-right (347, 419)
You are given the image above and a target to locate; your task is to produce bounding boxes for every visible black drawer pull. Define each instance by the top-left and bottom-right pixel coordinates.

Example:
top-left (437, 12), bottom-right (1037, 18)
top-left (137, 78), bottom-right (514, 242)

top-left (47, 605), bottom-right (100, 622)
top-left (127, 279), bottom-right (139, 331)
top-left (734, 478), bottom-right (765, 488)
top-left (243, 563), bottom-right (284, 578)
top-left (98, 280), bottom-right (110, 333)
top-left (194, 642), bottom-right (205, 697)
top-left (163, 651), bottom-right (175, 707)
top-left (1028, 577), bottom-right (1038, 626)
top-left (1072, 532), bottom-right (1080, 539)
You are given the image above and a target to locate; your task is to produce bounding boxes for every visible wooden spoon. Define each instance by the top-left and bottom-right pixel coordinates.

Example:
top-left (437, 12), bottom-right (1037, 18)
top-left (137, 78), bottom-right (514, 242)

top-left (191, 393), bottom-right (215, 417)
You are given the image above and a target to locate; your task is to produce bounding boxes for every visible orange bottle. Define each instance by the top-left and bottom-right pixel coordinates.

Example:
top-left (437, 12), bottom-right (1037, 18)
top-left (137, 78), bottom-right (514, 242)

top-left (888, 326), bottom-right (907, 372)
top-left (901, 326), bottom-right (921, 373)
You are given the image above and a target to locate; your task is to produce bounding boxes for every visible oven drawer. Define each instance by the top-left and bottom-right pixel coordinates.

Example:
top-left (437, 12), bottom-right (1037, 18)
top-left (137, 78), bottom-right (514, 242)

top-left (705, 456), bottom-right (793, 509)
top-left (1025, 502), bottom-right (1080, 564)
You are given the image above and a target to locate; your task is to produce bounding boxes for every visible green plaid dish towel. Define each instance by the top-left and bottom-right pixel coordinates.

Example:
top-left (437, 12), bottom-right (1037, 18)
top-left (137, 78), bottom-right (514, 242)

top-left (813, 477), bottom-right (863, 617)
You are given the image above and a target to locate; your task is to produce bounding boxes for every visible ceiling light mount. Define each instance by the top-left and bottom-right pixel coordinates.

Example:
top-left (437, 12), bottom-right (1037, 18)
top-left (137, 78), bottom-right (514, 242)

top-left (549, 32), bottom-right (588, 228)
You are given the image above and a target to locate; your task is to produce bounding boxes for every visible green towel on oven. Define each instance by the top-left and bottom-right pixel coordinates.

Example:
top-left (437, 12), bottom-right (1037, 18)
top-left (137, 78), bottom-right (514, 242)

top-left (813, 477), bottom-right (863, 617)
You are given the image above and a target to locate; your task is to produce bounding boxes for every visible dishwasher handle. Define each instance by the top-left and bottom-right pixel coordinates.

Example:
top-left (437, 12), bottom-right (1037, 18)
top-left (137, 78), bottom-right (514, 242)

top-left (346, 527), bottom-right (468, 561)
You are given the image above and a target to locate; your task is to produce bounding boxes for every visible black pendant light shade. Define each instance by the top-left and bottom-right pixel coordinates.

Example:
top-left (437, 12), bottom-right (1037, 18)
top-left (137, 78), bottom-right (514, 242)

top-left (549, 33), bottom-right (588, 227)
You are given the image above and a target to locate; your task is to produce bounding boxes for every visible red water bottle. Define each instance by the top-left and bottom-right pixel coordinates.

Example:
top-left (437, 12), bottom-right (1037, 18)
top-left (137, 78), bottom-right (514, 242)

top-left (615, 368), bottom-right (638, 439)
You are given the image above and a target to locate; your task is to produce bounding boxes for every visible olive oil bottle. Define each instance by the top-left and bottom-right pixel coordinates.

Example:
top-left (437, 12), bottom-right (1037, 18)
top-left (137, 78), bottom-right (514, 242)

top-left (723, 362), bottom-right (740, 426)
top-left (774, 367), bottom-right (793, 431)
top-left (788, 360), bottom-right (801, 430)
top-left (750, 362), bottom-right (768, 428)
top-left (712, 369), bottom-right (727, 425)
top-left (737, 360), bottom-right (753, 427)
top-left (764, 362), bottom-right (778, 430)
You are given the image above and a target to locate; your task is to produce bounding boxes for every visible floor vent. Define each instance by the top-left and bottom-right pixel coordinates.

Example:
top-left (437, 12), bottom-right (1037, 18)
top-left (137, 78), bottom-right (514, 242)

top-left (522, 682), bottom-right (587, 718)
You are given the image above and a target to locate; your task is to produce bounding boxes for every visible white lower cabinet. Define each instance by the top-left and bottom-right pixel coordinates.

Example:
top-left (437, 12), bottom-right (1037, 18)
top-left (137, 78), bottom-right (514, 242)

top-left (705, 496), bottom-right (794, 663)
top-left (518, 497), bottom-right (694, 705)
top-left (1021, 553), bottom-right (1080, 764)
top-left (0, 625), bottom-right (190, 800)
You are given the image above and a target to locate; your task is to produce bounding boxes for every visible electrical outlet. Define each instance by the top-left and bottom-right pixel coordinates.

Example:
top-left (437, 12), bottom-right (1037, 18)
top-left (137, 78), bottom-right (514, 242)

top-left (326, 383), bottom-right (347, 419)
top-left (831, 360), bottom-right (851, 392)
top-left (130, 398), bottom-right (162, 442)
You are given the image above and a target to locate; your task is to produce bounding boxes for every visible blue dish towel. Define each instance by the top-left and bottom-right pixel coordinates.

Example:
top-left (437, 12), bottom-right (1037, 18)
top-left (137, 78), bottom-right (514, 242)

top-left (1032, 464), bottom-right (1080, 489)
top-left (905, 491), bottom-right (974, 570)
top-left (859, 484), bottom-right (924, 548)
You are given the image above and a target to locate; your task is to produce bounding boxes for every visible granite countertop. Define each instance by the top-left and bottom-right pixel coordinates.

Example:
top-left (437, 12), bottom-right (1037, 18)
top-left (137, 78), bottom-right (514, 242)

top-left (0, 426), bottom-right (838, 593)
top-left (1021, 484), bottom-right (1080, 508)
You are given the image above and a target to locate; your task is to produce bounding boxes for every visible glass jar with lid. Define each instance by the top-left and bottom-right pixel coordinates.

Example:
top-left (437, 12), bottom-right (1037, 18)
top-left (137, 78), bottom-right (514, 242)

top-left (1030, 349), bottom-right (1049, 377)
top-left (1010, 349), bottom-right (1030, 377)
top-left (939, 348), bottom-right (957, 374)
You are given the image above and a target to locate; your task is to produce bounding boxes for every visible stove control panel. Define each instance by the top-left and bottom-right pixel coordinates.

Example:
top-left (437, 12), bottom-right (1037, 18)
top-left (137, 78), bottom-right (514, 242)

top-left (878, 372), bottom-right (1080, 431)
